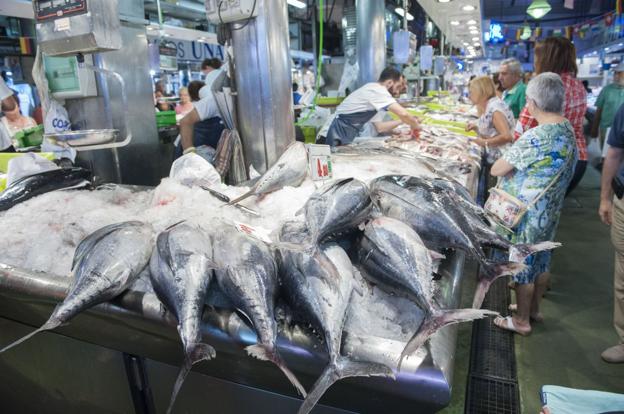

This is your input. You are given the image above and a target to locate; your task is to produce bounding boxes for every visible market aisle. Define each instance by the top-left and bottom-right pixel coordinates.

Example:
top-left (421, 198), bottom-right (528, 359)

top-left (515, 166), bottom-right (624, 413)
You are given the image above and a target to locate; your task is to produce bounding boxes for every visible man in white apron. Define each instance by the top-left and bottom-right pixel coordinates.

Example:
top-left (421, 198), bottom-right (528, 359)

top-left (325, 67), bottom-right (419, 147)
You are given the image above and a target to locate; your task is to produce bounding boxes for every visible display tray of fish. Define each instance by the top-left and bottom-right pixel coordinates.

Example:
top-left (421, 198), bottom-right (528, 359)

top-left (0, 127), bottom-right (546, 413)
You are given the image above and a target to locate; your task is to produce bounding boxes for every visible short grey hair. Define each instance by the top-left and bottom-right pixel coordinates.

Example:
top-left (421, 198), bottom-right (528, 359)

top-left (526, 72), bottom-right (565, 114)
top-left (501, 58), bottom-right (523, 75)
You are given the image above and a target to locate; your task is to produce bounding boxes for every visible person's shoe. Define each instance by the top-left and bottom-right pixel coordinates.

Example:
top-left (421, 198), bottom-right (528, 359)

top-left (595, 161), bottom-right (604, 172)
top-left (601, 344), bottom-right (624, 363)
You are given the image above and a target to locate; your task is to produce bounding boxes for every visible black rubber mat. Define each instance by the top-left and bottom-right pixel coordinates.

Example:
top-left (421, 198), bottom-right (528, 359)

top-left (464, 375), bottom-right (519, 414)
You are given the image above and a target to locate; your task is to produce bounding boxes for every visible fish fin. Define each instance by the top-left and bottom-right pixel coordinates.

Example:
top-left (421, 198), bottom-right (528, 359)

top-left (166, 343), bottom-right (216, 414)
top-left (297, 357), bottom-right (394, 414)
top-left (473, 261), bottom-right (527, 308)
top-left (273, 239), bottom-right (317, 256)
top-left (508, 241), bottom-right (562, 263)
top-left (164, 220), bottom-right (187, 231)
top-left (428, 250), bottom-right (446, 261)
top-left (226, 190), bottom-right (255, 206)
top-left (0, 318), bottom-right (62, 354)
top-left (245, 345), bottom-right (307, 397)
top-left (472, 278), bottom-right (493, 309)
top-left (397, 309), bottom-right (498, 371)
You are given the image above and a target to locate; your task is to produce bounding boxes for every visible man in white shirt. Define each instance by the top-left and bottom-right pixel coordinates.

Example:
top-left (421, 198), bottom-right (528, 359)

top-left (326, 67), bottom-right (419, 146)
top-left (178, 60), bottom-right (225, 156)
top-left (0, 77), bottom-right (16, 151)
top-left (199, 59), bottom-right (223, 101)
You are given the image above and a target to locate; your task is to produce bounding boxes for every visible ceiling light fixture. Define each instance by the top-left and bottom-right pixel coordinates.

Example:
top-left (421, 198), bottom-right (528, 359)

top-left (394, 7), bottom-right (415, 21)
top-left (451, 20), bottom-right (460, 26)
top-left (287, 0), bottom-right (307, 8)
top-left (520, 25), bottom-right (532, 40)
top-left (472, 37), bottom-right (480, 41)
top-left (526, 0), bottom-right (551, 20)
top-left (467, 19), bottom-right (477, 25)
top-left (469, 25), bottom-right (477, 30)
top-left (462, 5), bottom-right (476, 11)
top-left (437, 0), bottom-right (452, 3)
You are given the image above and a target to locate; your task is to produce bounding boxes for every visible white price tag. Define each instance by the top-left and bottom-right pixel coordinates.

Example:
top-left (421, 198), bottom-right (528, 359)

top-left (306, 144), bottom-right (333, 181)
top-left (54, 17), bottom-right (71, 32)
top-left (234, 222), bottom-right (273, 244)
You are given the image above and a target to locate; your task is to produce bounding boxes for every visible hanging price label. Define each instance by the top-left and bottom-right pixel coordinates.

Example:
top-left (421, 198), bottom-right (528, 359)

top-left (306, 144), bottom-right (333, 181)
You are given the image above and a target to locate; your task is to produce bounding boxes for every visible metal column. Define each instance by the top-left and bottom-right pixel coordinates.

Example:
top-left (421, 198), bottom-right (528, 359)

top-left (230, 0), bottom-right (295, 173)
top-left (356, 0), bottom-right (386, 87)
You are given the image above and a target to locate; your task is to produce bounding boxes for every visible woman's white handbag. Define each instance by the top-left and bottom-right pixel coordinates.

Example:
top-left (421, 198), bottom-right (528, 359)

top-left (484, 168), bottom-right (564, 231)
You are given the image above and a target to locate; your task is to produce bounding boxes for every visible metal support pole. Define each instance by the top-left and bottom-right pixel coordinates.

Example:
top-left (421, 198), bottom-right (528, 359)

top-left (312, 3), bottom-right (318, 80)
top-left (356, 0), bottom-right (386, 86)
top-left (403, 0), bottom-right (408, 31)
top-left (230, 0), bottom-right (295, 173)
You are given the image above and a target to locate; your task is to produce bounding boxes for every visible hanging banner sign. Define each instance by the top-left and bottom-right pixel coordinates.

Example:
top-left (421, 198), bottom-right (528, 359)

top-left (174, 39), bottom-right (225, 63)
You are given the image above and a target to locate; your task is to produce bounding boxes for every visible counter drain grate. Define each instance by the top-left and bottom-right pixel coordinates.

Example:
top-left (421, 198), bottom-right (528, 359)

top-left (464, 375), bottom-right (519, 414)
top-left (465, 267), bottom-right (520, 413)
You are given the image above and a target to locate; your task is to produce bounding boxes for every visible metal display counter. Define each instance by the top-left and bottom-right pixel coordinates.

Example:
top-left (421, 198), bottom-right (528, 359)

top-left (0, 172), bottom-right (478, 414)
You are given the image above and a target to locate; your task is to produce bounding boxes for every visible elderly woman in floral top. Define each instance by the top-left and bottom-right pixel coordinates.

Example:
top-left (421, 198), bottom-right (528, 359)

top-left (514, 36), bottom-right (587, 196)
top-left (491, 73), bottom-right (578, 336)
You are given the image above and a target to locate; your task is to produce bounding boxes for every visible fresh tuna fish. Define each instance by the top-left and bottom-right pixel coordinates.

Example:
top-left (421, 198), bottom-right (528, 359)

top-left (212, 226), bottom-right (306, 397)
top-left (0, 167), bottom-right (92, 212)
top-left (227, 142), bottom-right (308, 205)
top-left (358, 217), bottom-right (497, 369)
top-left (0, 221), bottom-right (153, 353)
top-left (371, 175), bottom-right (560, 308)
top-left (279, 228), bottom-right (393, 414)
top-left (370, 176), bottom-right (489, 261)
top-left (288, 178), bottom-right (372, 251)
top-left (149, 222), bottom-right (217, 414)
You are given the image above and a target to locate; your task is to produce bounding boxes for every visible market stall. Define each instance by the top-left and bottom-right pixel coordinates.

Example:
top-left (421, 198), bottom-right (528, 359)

top-left (0, 110), bottom-right (488, 413)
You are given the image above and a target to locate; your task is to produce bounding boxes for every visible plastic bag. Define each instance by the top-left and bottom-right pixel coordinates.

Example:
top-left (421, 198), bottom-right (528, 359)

top-left (6, 153), bottom-right (59, 187)
top-left (32, 47), bottom-right (77, 161)
top-left (169, 152), bottom-right (222, 189)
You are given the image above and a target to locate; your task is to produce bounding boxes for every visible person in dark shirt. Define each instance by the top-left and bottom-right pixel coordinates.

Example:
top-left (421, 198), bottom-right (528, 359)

top-left (293, 82), bottom-right (302, 105)
top-left (599, 102), bottom-right (624, 363)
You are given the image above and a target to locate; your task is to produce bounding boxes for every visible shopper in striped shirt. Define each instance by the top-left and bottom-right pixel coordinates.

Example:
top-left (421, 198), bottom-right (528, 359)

top-left (513, 37), bottom-right (587, 196)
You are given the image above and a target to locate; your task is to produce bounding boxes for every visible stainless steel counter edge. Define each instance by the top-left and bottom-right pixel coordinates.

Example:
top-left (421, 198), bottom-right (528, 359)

top-left (0, 246), bottom-right (467, 414)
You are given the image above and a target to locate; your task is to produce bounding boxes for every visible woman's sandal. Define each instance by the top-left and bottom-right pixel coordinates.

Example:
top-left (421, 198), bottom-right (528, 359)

top-left (494, 316), bottom-right (532, 336)
top-left (508, 303), bottom-right (544, 322)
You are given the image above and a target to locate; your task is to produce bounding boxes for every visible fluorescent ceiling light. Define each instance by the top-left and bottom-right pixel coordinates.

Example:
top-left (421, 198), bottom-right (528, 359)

top-left (395, 8), bottom-right (415, 21)
top-left (287, 0), bottom-right (306, 8)
top-left (462, 5), bottom-right (475, 11)
top-left (527, 0), bottom-right (551, 19)
top-left (437, 0), bottom-right (452, 3)
top-left (467, 19), bottom-right (477, 25)
top-left (473, 42), bottom-right (480, 46)
top-left (469, 25), bottom-right (477, 30)
top-left (451, 20), bottom-right (460, 26)
top-left (472, 37), bottom-right (479, 41)
top-left (470, 30), bottom-right (479, 35)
